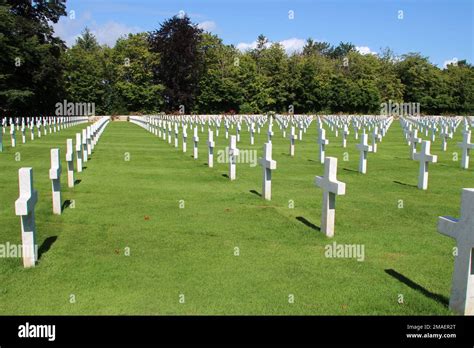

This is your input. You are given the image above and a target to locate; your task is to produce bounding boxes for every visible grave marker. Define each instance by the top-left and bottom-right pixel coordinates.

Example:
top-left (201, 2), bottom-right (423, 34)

top-left (413, 140), bottom-right (437, 190)
top-left (438, 188), bottom-right (474, 315)
top-left (457, 131), bottom-right (473, 170)
top-left (76, 133), bottom-right (83, 172)
top-left (14, 168), bottom-right (38, 268)
top-left (229, 135), bottom-right (239, 180)
top-left (356, 133), bottom-right (373, 174)
top-left (66, 139), bottom-right (75, 188)
top-left (259, 142), bottom-right (277, 200)
top-left (207, 129), bottom-right (215, 168)
top-left (315, 157), bottom-right (346, 237)
top-left (49, 148), bottom-right (62, 215)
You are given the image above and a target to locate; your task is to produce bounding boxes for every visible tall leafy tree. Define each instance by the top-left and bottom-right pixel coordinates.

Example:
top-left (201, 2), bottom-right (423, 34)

top-left (0, 0), bottom-right (66, 115)
top-left (63, 28), bottom-right (110, 115)
top-left (111, 33), bottom-right (164, 113)
top-left (148, 15), bottom-right (203, 112)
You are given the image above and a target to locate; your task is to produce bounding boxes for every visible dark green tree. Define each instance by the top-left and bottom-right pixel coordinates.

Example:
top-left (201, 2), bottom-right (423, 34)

top-left (0, 0), bottom-right (67, 115)
top-left (148, 15), bottom-right (203, 112)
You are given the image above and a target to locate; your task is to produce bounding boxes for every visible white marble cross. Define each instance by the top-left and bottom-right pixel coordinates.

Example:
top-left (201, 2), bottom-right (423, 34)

top-left (438, 188), bottom-right (474, 315)
top-left (66, 139), bottom-right (75, 188)
top-left (315, 157), bottom-right (346, 237)
top-left (229, 135), bottom-right (239, 180)
top-left (193, 127), bottom-right (199, 159)
top-left (207, 129), bottom-right (215, 168)
top-left (267, 121), bottom-right (274, 143)
top-left (10, 124), bottom-right (16, 147)
top-left (82, 129), bottom-right (88, 162)
top-left (413, 140), bottom-right (437, 190)
top-left (371, 127), bottom-right (381, 153)
top-left (236, 122), bottom-right (241, 143)
top-left (15, 168), bottom-right (38, 268)
top-left (0, 127), bottom-right (3, 152)
top-left (342, 125), bottom-right (349, 148)
top-left (174, 123), bottom-right (179, 148)
top-left (457, 131), bottom-right (474, 170)
top-left (49, 148), bottom-right (62, 215)
top-left (317, 128), bottom-right (329, 164)
top-left (440, 127), bottom-right (452, 151)
top-left (21, 123), bottom-right (26, 144)
top-left (75, 133), bottom-right (83, 172)
top-left (289, 126), bottom-right (297, 157)
top-left (356, 133), bottom-right (373, 174)
top-left (30, 121), bottom-right (35, 141)
top-left (86, 126), bottom-right (92, 156)
top-left (409, 129), bottom-right (422, 160)
top-left (259, 142), bottom-right (277, 200)
top-left (250, 123), bottom-right (255, 145)
top-left (168, 122), bottom-right (172, 144)
top-left (182, 126), bottom-right (187, 153)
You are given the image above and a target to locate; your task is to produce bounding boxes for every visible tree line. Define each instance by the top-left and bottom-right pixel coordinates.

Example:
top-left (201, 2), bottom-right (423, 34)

top-left (1, 0), bottom-right (473, 116)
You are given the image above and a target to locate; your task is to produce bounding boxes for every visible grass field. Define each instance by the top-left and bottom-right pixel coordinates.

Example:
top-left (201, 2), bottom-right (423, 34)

top-left (0, 119), bottom-right (471, 315)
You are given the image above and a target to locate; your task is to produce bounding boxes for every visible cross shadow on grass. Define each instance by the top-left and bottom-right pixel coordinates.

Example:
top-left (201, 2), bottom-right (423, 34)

top-left (222, 173), bottom-right (229, 178)
top-left (74, 179), bottom-right (82, 186)
top-left (62, 200), bottom-right (72, 211)
top-left (343, 168), bottom-right (358, 173)
top-left (393, 180), bottom-right (418, 188)
top-left (296, 216), bottom-right (321, 231)
top-left (38, 236), bottom-right (57, 260)
top-left (250, 189), bottom-right (261, 197)
top-left (385, 269), bottom-right (449, 307)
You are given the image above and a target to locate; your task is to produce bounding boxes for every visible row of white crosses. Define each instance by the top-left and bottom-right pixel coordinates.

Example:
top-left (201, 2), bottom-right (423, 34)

top-left (14, 117), bottom-right (110, 268)
top-left (0, 116), bottom-right (88, 151)
top-left (130, 116), bottom-right (279, 197)
top-left (131, 115), bottom-right (473, 315)
top-left (400, 116), bottom-right (473, 189)
top-left (316, 116), bottom-right (393, 173)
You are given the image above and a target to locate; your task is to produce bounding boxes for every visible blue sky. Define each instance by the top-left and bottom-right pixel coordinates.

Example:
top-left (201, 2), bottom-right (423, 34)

top-left (53, 0), bottom-right (473, 68)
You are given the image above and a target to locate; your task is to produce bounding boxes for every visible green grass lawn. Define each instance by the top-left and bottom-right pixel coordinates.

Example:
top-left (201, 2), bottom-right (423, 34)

top-left (0, 119), bottom-right (471, 315)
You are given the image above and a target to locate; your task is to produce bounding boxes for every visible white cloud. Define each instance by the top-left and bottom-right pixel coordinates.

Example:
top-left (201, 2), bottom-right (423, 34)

top-left (91, 21), bottom-right (141, 47)
top-left (53, 12), bottom-right (141, 47)
top-left (197, 21), bottom-right (216, 32)
top-left (356, 46), bottom-right (377, 55)
top-left (237, 38), bottom-right (305, 54)
top-left (279, 38), bottom-right (306, 54)
top-left (443, 57), bottom-right (458, 69)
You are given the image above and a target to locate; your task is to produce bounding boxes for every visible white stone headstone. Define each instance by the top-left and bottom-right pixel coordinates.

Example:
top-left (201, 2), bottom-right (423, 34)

top-left (409, 129), bottom-right (422, 160)
top-left (49, 148), bottom-right (62, 215)
top-left (75, 133), bottom-right (83, 172)
top-left (315, 157), bottom-right (346, 237)
top-left (193, 127), bottom-right (199, 160)
top-left (289, 126), bottom-right (297, 157)
top-left (413, 140), bottom-right (437, 190)
top-left (229, 135), bottom-right (239, 180)
top-left (356, 133), bottom-right (373, 174)
top-left (82, 129), bottom-right (88, 162)
top-left (317, 128), bottom-right (329, 164)
top-left (207, 129), bottom-right (215, 168)
top-left (66, 139), bottom-right (75, 188)
top-left (15, 168), bottom-right (38, 268)
top-left (457, 131), bottom-right (473, 170)
top-left (259, 142), bottom-right (277, 200)
top-left (10, 124), bottom-right (16, 148)
top-left (438, 188), bottom-right (474, 315)
top-left (86, 126), bottom-right (92, 156)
